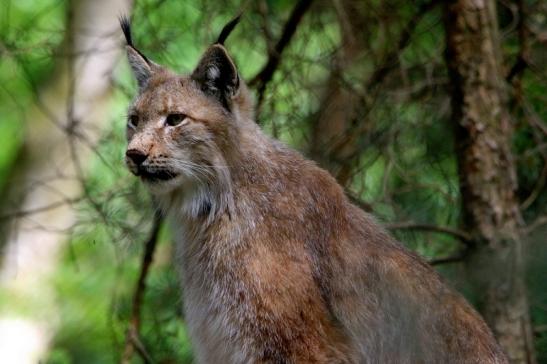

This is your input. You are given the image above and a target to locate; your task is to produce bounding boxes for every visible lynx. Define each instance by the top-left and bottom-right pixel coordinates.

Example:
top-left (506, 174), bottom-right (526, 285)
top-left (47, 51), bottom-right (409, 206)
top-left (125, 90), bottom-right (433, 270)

top-left (120, 16), bottom-right (507, 364)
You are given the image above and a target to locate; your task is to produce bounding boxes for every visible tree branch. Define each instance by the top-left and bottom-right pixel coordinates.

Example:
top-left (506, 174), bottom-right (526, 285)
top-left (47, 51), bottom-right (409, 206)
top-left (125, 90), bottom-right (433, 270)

top-left (346, 191), bottom-right (373, 212)
top-left (346, 192), bottom-right (471, 244)
top-left (429, 250), bottom-right (468, 266)
top-left (523, 215), bottom-right (547, 235)
top-left (506, 0), bottom-right (530, 83)
top-left (122, 210), bottom-right (163, 364)
top-left (386, 221), bottom-right (473, 245)
top-left (364, 0), bottom-right (440, 91)
top-left (249, 0), bottom-right (314, 105)
top-left (521, 158), bottom-right (547, 210)
top-left (311, 0), bottom-right (440, 185)
top-left (0, 197), bottom-right (83, 222)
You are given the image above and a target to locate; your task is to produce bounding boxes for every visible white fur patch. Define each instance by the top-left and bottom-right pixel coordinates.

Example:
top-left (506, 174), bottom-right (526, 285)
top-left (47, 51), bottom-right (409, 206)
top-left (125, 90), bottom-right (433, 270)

top-left (207, 65), bottom-right (220, 80)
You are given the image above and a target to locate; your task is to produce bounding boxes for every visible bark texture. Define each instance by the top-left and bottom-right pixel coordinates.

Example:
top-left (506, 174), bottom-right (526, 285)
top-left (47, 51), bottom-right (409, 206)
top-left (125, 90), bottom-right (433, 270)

top-left (443, 1), bottom-right (535, 362)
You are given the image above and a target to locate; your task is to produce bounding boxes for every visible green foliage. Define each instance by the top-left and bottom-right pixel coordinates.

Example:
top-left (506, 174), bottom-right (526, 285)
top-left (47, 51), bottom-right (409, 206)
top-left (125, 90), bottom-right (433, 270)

top-left (1, 0), bottom-right (546, 362)
top-left (0, 0), bottom-right (65, 190)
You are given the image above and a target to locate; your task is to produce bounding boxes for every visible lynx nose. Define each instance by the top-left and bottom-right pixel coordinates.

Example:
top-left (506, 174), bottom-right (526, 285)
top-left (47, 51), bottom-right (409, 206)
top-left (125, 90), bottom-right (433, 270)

top-left (126, 149), bottom-right (148, 166)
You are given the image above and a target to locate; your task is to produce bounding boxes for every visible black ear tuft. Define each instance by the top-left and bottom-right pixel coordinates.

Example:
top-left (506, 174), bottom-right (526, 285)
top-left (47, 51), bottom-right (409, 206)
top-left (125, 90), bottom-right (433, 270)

top-left (119, 15), bottom-right (151, 64)
top-left (192, 45), bottom-right (239, 110)
top-left (216, 14), bottom-right (242, 45)
top-left (120, 16), bottom-right (156, 90)
top-left (119, 15), bottom-right (134, 47)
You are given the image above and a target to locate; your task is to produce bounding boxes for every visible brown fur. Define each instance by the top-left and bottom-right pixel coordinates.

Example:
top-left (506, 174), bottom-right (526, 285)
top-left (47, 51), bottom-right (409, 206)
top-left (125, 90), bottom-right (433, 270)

top-left (122, 24), bottom-right (508, 364)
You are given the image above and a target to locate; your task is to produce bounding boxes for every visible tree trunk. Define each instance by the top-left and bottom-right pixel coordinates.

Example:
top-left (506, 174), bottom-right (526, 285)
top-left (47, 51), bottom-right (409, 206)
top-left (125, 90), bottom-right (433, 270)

top-left (308, 0), bottom-right (366, 185)
top-left (0, 0), bottom-right (131, 362)
top-left (443, 1), bottom-right (535, 362)
top-left (310, 0), bottom-right (437, 186)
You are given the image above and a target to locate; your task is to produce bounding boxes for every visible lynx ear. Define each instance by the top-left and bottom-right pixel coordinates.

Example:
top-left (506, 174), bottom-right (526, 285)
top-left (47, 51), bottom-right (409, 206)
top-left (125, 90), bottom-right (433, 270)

top-left (119, 16), bottom-right (156, 90)
top-left (126, 47), bottom-right (153, 89)
top-left (191, 45), bottom-right (240, 109)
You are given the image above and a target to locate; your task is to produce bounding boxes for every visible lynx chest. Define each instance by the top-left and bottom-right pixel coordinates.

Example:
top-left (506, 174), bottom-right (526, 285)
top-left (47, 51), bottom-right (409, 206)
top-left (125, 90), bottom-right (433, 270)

top-left (174, 224), bottom-right (258, 364)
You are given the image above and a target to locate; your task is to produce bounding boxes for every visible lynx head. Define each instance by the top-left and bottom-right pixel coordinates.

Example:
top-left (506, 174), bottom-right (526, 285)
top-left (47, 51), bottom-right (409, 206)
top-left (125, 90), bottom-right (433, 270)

top-left (120, 16), bottom-right (251, 204)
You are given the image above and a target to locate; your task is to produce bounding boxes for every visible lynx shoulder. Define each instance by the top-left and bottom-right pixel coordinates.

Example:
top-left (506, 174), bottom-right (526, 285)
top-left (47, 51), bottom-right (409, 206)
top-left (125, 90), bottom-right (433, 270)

top-left (120, 16), bottom-right (508, 364)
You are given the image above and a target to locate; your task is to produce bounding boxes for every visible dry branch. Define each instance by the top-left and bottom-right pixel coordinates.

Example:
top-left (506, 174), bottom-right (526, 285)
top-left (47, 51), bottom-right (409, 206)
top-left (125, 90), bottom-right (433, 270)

top-left (249, 0), bottom-right (314, 105)
top-left (310, 0), bottom-right (440, 185)
top-left (523, 215), bottom-right (547, 235)
top-left (122, 210), bottom-right (163, 364)
top-left (364, 0), bottom-right (440, 91)
top-left (506, 0), bottom-right (530, 83)
top-left (386, 222), bottom-right (473, 245)
top-left (428, 250), bottom-right (467, 265)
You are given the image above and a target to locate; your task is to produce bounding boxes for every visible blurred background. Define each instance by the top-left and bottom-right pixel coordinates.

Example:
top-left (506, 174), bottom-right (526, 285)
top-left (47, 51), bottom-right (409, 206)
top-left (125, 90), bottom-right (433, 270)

top-left (0, 0), bottom-right (545, 363)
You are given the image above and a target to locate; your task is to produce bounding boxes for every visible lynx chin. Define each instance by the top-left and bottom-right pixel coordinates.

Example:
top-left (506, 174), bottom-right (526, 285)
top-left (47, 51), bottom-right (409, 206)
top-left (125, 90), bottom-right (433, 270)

top-left (120, 15), bottom-right (507, 364)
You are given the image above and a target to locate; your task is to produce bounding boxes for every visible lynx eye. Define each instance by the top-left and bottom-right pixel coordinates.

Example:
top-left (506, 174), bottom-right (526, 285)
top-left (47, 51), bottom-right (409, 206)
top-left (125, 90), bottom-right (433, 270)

top-left (128, 114), bottom-right (139, 129)
top-left (165, 113), bottom-right (187, 127)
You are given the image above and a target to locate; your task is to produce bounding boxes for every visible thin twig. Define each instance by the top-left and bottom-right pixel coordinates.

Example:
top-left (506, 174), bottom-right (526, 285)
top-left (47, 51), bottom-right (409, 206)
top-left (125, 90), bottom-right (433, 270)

top-left (523, 215), bottom-right (547, 235)
top-left (364, 0), bottom-right (440, 91)
top-left (347, 192), bottom-right (472, 244)
top-left (386, 221), bottom-right (473, 245)
top-left (315, 0), bottom-right (440, 184)
top-left (346, 191), bottom-right (373, 212)
top-left (0, 197), bottom-right (84, 222)
top-left (521, 159), bottom-right (547, 210)
top-left (249, 0), bottom-right (314, 106)
top-left (257, 0), bottom-right (275, 55)
top-left (506, 0), bottom-right (530, 83)
top-left (429, 250), bottom-right (468, 266)
top-left (121, 210), bottom-right (163, 364)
